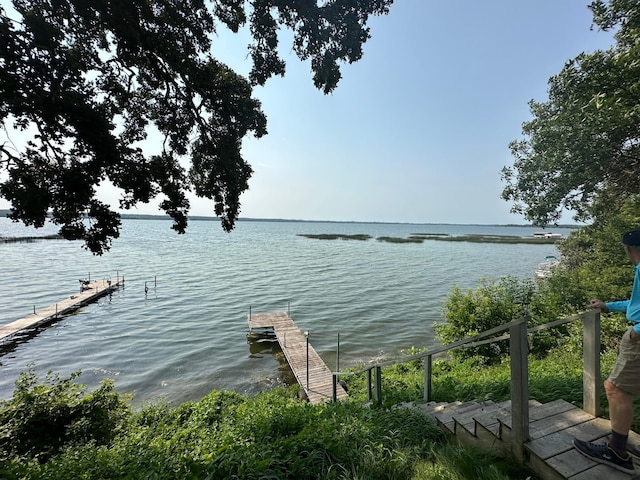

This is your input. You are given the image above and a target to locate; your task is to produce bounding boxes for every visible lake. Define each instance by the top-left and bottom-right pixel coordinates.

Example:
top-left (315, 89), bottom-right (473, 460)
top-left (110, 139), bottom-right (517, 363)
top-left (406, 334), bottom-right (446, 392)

top-left (0, 217), bottom-right (569, 406)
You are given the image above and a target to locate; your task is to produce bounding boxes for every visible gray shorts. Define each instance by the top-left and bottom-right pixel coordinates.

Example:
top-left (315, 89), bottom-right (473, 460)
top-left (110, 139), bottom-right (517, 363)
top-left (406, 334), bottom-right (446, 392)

top-left (608, 327), bottom-right (640, 396)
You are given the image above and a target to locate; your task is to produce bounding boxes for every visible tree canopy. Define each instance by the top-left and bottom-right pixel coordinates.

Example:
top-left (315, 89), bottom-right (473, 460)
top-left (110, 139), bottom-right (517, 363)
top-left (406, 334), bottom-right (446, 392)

top-left (501, 0), bottom-right (640, 226)
top-left (0, 0), bottom-right (393, 254)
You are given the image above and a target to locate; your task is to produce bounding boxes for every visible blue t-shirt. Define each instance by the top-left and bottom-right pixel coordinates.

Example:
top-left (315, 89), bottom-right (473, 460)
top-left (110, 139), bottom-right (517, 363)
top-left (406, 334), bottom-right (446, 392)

top-left (606, 263), bottom-right (640, 334)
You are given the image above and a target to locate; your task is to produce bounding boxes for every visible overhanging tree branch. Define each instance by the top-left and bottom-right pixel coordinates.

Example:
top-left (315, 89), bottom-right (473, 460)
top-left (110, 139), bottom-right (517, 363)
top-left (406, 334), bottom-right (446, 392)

top-left (0, 0), bottom-right (393, 253)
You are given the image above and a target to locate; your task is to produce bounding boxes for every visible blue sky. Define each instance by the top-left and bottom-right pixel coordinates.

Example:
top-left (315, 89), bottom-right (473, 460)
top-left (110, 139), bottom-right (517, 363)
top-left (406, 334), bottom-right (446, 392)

top-left (0, 1), bottom-right (618, 224)
top-left (212, 1), bottom-right (616, 225)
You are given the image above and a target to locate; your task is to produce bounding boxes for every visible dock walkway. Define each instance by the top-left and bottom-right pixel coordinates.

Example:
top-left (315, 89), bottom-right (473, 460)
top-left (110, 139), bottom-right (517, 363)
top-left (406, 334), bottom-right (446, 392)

top-left (0, 278), bottom-right (121, 345)
top-left (248, 311), bottom-right (348, 404)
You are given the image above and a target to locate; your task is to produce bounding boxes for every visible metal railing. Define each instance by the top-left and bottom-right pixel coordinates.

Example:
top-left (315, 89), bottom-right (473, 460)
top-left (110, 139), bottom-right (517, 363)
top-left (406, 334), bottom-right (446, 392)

top-left (332, 310), bottom-right (602, 456)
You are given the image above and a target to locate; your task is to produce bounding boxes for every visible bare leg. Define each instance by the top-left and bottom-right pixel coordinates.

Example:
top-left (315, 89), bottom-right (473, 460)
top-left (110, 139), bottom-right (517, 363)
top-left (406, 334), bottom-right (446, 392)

top-left (605, 379), bottom-right (634, 436)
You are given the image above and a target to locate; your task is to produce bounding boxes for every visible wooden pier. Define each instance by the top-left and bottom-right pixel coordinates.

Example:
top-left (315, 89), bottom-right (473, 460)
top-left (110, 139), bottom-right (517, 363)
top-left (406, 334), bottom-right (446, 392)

top-left (248, 311), bottom-right (348, 404)
top-left (0, 278), bottom-right (121, 345)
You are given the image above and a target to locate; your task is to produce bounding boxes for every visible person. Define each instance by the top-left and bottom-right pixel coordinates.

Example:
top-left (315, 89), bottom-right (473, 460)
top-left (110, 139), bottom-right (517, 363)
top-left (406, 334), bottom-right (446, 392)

top-left (573, 229), bottom-right (640, 474)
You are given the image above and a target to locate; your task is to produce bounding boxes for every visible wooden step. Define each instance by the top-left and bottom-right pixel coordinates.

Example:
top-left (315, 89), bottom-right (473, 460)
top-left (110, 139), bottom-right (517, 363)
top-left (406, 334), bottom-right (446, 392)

top-left (433, 401), bottom-right (485, 433)
top-left (413, 397), bottom-right (640, 479)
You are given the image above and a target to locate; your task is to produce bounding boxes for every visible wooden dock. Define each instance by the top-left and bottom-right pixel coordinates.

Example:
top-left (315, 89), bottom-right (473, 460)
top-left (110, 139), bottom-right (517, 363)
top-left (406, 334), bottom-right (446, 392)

top-left (248, 311), bottom-right (348, 404)
top-left (0, 278), bottom-right (121, 345)
top-left (417, 398), bottom-right (640, 479)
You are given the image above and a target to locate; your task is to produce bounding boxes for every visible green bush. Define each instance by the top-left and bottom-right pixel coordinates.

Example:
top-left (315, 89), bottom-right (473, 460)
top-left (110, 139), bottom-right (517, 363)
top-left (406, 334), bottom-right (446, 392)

top-left (0, 378), bottom-right (450, 480)
top-left (435, 276), bottom-right (569, 363)
top-left (555, 195), bottom-right (640, 303)
top-left (0, 369), bottom-right (130, 463)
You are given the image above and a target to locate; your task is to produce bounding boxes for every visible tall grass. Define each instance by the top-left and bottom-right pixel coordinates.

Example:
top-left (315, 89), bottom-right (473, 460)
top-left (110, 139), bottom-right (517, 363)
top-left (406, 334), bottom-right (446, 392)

top-left (0, 364), bottom-right (538, 479)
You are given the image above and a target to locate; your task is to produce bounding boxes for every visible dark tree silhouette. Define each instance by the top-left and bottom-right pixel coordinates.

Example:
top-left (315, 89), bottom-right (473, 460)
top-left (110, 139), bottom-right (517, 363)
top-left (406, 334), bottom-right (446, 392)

top-left (0, 0), bottom-right (393, 253)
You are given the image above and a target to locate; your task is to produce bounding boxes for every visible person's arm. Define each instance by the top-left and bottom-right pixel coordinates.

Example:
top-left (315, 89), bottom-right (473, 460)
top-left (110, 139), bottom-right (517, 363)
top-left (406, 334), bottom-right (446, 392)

top-left (606, 300), bottom-right (630, 312)
top-left (626, 265), bottom-right (640, 335)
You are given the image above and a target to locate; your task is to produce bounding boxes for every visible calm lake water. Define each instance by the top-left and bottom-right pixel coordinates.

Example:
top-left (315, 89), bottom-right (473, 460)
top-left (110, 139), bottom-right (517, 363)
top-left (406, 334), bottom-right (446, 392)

top-left (0, 217), bottom-right (570, 406)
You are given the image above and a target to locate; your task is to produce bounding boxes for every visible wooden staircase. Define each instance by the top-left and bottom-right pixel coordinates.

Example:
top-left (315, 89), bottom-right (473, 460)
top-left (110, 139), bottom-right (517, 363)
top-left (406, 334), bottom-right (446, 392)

top-left (413, 399), bottom-right (640, 480)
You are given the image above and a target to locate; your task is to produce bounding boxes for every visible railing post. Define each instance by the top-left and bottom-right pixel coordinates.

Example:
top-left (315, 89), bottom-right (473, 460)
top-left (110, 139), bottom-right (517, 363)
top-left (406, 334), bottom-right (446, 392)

top-left (332, 373), bottom-right (337, 402)
top-left (510, 317), bottom-right (530, 458)
top-left (424, 354), bottom-right (433, 401)
top-left (367, 368), bottom-right (373, 403)
top-left (583, 310), bottom-right (601, 417)
top-left (373, 366), bottom-right (382, 406)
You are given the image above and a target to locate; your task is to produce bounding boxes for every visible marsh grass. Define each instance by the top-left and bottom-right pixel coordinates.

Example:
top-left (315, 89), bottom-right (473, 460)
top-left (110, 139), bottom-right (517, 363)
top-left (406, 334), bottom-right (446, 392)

top-left (0, 234), bottom-right (62, 243)
top-left (377, 236), bottom-right (425, 244)
top-left (410, 233), bottom-right (559, 244)
top-left (430, 234), bottom-right (559, 244)
top-left (298, 232), bottom-right (558, 245)
top-left (411, 233), bottom-right (450, 237)
top-left (297, 233), bottom-right (372, 241)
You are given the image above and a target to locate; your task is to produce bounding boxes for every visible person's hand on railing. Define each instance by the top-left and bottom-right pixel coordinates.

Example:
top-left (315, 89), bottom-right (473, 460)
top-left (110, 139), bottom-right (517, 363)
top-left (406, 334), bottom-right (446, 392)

top-left (588, 299), bottom-right (609, 313)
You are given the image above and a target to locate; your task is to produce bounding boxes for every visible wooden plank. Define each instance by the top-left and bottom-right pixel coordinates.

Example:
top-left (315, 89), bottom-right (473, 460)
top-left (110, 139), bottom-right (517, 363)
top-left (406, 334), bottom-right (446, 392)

top-left (530, 399), bottom-right (579, 421)
top-left (525, 448), bottom-right (570, 480)
top-left (568, 462), bottom-right (639, 480)
top-left (471, 400), bottom-right (515, 432)
top-left (0, 279), bottom-right (120, 344)
top-left (454, 402), bottom-right (503, 435)
top-left (529, 417), bottom-right (640, 479)
top-left (473, 421), bottom-right (509, 455)
top-left (432, 401), bottom-right (482, 432)
top-left (501, 399), bottom-right (576, 428)
top-left (532, 442), bottom-right (637, 480)
top-left (527, 418), bottom-right (611, 460)
top-left (546, 449), bottom-right (594, 478)
top-left (247, 312), bottom-right (347, 404)
top-left (529, 408), bottom-right (595, 440)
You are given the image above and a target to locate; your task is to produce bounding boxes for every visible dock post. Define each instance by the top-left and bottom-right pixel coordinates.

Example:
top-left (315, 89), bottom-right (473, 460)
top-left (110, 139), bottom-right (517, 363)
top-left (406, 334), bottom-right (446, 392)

top-left (33, 305), bottom-right (35, 314)
top-left (374, 366), bottom-right (382, 406)
top-left (306, 331), bottom-right (310, 389)
top-left (336, 333), bottom-right (340, 372)
top-left (332, 374), bottom-right (338, 402)
top-left (145, 281), bottom-right (148, 294)
top-left (424, 354), bottom-right (433, 401)
top-left (249, 306), bottom-right (252, 322)
top-left (155, 276), bottom-right (157, 288)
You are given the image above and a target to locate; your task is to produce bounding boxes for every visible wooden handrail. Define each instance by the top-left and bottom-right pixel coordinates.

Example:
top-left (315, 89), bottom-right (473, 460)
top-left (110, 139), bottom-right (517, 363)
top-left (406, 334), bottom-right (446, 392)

top-left (332, 309), bottom-right (603, 458)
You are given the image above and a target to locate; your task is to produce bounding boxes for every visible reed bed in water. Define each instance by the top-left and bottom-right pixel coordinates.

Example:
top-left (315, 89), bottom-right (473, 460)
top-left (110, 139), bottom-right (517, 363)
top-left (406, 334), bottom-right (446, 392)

top-left (0, 234), bottom-right (62, 244)
top-left (410, 234), bottom-right (560, 244)
top-left (299, 232), bottom-right (560, 244)
top-left (296, 233), bottom-right (372, 240)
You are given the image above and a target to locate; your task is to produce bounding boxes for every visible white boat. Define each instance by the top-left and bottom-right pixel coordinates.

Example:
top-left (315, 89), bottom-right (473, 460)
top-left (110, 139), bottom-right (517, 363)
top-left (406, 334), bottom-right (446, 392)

top-left (533, 232), bottom-right (563, 239)
top-left (535, 255), bottom-right (560, 279)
